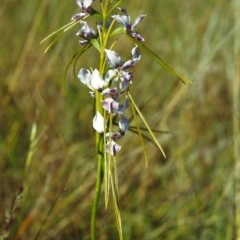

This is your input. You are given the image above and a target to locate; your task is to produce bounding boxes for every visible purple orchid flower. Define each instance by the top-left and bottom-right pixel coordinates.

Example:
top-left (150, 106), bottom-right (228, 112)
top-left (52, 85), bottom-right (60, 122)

top-left (105, 45), bottom-right (141, 70)
top-left (112, 9), bottom-right (146, 41)
top-left (76, 21), bottom-right (97, 45)
top-left (71, 0), bottom-right (95, 20)
top-left (106, 132), bottom-right (122, 141)
top-left (118, 115), bottom-right (129, 133)
top-left (104, 46), bottom-right (141, 91)
top-left (78, 68), bottom-right (105, 91)
top-left (102, 87), bottom-right (120, 100)
top-left (102, 97), bottom-right (120, 113)
top-left (106, 139), bottom-right (122, 156)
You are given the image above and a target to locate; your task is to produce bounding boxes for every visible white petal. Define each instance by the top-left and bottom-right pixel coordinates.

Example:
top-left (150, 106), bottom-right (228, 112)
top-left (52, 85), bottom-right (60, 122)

top-left (91, 69), bottom-right (105, 90)
top-left (84, 0), bottom-right (94, 8)
top-left (105, 49), bottom-right (122, 68)
top-left (104, 69), bottom-right (117, 84)
top-left (112, 15), bottom-right (129, 28)
top-left (78, 68), bottom-right (91, 85)
top-left (131, 45), bottom-right (141, 62)
top-left (93, 112), bottom-right (104, 133)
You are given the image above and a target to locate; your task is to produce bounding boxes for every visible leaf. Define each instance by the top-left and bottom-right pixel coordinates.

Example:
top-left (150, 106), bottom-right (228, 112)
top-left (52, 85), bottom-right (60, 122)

top-left (110, 171), bottom-right (123, 240)
top-left (40, 20), bottom-right (80, 52)
top-left (110, 26), bottom-right (125, 38)
top-left (90, 38), bottom-right (101, 52)
top-left (61, 44), bottom-right (92, 94)
top-left (129, 96), bottom-right (149, 167)
top-left (128, 91), bottom-right (166, 158)
top-left (130, 37), bottom-right (191, 84)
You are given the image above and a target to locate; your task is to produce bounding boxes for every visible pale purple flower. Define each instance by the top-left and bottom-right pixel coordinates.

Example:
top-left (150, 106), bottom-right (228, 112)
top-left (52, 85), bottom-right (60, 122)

top-left (102, 97), bottom-right (119, 113)
top-left (112, 9), bottom-right (146, 41)
top-left (116, 97), bottom-right (129, 115)
top-left (121, 45), bottom-right (141, 69)
top-left (105, 46), bottom-right (141, 71)
top-left (104, 49), bottom-right (122, 68)
top-left (71, 0), bottom-right (95, 20)
top-left (104, 69), bottom-right (118, 84)
top-left (76, 21), bottom-right (97, 45)
top-left (106, 140), bottom-right (121, 156)
top-left (106, 132), bottom-right (122, 141)
top-left (102, 87), bottom-right (120, 100)
top-left (119, 71), bottom-right (133, 91)
top-left (78, 68), bottom-right (105, 91)
top-left (118, 115), bottom-right (129, 133)
top-left (76, 0), bottom-right (94, 10)
top-left (93, 111), bottom-right (104, 133)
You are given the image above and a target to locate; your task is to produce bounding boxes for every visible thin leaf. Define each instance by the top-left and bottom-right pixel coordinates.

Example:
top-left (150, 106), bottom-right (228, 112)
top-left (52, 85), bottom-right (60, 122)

top-left (130, 37), bottom-right (191, 84)
top-left (40, 20), bottom-right (79, 44)
top-left (113, 156), bottom-right (119, 199)
top-left (110, 26), bottom-right (125, 38)
top-left (110, 173), bottom-right (123, 240)
top-left (129, 95), bottom-right (149, 167)
top-left (43, 33), bottom-right (64, 53)
top-left (128, 91), bottom-right (166, 158)
top-left (61, 44), bottom-right (92, 93)
top-left (90, 38), bottom-right (101, 52)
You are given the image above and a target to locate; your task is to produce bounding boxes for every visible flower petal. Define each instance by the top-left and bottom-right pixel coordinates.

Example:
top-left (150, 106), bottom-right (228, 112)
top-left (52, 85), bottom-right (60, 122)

top-left (131, 45), bottom-right (141, 62)
top-left (71, 12), bottom-right (88, 21)
top-left (105, 49), bottom-right (122, 68)
top-left (102, 87), bottom-right (120, 99)
top-left (91, 69), bottom-right (105, 90)
top-left (106, 140), bottom-right (121, 156)
top-left (111, 15), bottom-right (129, 28)
top-left (131, 14), bottom-right (146, 30)
top-left (119, 115), bottom-right (129, 132)
top-left (104, 69), bottom-right (117, 84)
top-left (102, 97), bottom-right (119, 113)
top-left (93, 112), bottom-right (104, 133)
top-left (76, 0), bottom-right (95, 10)
top-left (78, 68), bottom-right (91, 85)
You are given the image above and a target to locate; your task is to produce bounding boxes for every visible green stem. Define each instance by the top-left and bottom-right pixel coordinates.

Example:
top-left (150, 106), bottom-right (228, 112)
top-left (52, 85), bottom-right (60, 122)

top-left (91, 143), bottom-right (104, 240)
top-left (90, 1), bottom-right (112, 239)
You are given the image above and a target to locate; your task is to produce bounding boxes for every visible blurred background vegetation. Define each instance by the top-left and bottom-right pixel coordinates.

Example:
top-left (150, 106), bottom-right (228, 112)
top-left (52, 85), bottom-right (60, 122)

top-left (0, 0), bottom-right (239, 239)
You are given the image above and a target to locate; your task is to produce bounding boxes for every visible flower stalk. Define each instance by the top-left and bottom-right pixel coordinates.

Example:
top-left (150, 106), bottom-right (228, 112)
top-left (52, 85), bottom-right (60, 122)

top-left (41, 0), bottom-right (190, 239)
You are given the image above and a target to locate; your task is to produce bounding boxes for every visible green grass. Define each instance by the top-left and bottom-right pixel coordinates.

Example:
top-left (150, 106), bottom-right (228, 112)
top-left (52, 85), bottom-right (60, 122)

top-left (0, 0), bottom-right (238, 239)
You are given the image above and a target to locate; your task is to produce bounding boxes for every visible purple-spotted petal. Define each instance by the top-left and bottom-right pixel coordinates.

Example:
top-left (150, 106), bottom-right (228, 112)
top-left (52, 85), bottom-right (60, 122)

top-left (93, 112), bottom-right (104, 133)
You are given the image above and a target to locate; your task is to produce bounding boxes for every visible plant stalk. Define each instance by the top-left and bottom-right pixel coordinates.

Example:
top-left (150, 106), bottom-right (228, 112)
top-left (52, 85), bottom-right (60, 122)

top-left (91, 133), bottom-right (104, 240)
